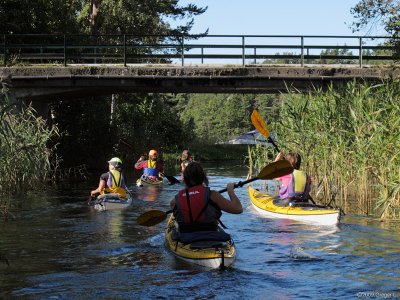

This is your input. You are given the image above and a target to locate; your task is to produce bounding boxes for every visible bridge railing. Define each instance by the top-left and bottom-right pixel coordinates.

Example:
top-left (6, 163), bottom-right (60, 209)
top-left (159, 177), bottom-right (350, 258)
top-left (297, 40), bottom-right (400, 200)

top-left (0, 34), bottom-right (396, 67)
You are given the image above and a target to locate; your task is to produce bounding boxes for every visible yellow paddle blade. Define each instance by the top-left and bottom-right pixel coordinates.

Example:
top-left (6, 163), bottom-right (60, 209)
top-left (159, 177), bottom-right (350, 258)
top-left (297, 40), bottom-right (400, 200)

top-left (251, 109), bottom-right (270, 138)
top-left (258, 160), bottom-right (293, 180)
top-left (137, 210), bottom-right (167, 227)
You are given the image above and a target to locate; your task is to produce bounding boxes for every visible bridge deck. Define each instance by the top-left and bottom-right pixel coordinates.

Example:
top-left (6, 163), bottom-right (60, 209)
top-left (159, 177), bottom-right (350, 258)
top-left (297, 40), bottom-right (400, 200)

top-left (0, 65), bottom-right (399, 100)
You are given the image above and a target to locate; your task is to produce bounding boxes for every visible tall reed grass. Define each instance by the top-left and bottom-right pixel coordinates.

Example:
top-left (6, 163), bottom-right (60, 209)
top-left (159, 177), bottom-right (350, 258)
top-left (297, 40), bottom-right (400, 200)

top-left (0, 81), bottom-right (59, 195)
top-left (249, 80), bottom-right (400, 220)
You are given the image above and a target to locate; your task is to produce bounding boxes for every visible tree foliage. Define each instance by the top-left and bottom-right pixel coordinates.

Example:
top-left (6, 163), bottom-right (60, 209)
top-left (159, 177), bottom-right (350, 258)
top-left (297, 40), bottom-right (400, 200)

top-left (179, 94), bottom-right (280, 144)
top-left (351, 0), bottom-right (400, 57)
top-left (0, 0), bottom-right (207, 35)
top-left (351, 0), bottom-right (400, 35)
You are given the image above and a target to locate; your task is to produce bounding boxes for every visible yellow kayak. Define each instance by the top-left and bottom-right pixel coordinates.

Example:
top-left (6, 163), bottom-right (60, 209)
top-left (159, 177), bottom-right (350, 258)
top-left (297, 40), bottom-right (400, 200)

top-left (164, 215), bottom-right (236, 269)
top-left (248, 185), bottom-right (340, 226)
top-left (136, 177), bottom-right (165, 187)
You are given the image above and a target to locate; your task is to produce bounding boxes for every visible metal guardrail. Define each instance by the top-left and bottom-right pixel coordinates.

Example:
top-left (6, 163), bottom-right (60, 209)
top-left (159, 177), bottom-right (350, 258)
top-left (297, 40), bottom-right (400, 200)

top-left (0, 34), bottom-right (396, 68)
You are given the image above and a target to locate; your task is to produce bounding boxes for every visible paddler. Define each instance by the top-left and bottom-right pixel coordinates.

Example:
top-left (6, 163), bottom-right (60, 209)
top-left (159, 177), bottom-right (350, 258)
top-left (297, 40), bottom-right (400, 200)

top-left (274, 152), bottom-right (311, 206)
top-left (90, 157), bottom-right (128, 198)
top-left (170, 161), bottom-right (242, 233)
top-left (135, 149), bottom-right (164, 181)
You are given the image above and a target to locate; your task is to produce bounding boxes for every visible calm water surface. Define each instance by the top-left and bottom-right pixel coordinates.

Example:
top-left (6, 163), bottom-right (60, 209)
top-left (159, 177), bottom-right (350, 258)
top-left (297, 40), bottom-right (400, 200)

top-left (1, 162), bottom-right (400, 299)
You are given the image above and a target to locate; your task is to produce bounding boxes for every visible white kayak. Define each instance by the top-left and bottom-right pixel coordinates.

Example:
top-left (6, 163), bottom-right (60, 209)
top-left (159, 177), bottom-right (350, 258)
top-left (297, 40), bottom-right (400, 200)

top-left (90, 193), bottom-right (133, 211)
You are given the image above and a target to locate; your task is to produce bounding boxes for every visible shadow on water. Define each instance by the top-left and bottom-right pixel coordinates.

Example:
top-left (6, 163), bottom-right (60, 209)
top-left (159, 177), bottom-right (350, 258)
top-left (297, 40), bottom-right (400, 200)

top-left (1, 162), bottom-right (400, 299)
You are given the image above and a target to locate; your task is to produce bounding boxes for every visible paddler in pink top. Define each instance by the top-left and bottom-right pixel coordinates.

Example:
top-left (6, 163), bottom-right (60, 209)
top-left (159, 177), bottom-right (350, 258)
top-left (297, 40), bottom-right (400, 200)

top-left (274, 152), bottom-right (311, 206)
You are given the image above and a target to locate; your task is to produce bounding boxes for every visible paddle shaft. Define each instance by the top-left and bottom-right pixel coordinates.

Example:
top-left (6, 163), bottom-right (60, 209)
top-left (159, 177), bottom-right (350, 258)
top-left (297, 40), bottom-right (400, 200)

top-left (218, 176), bottom-right (259, 193)
top-left (268, 137), bottom-right (280, 153)
top-left (160, 178), bottom-right (258, 218)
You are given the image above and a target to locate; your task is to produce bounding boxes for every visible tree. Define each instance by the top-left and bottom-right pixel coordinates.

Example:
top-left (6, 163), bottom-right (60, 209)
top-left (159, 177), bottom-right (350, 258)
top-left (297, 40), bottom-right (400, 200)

top-left (0, 0), bottom-right (82, 34)
top-left (179, 94), bottom-right (280, 144)
top-left (351, 0), bottom-right (400, 57)
top-left (351, 0), bottom-right (400, 35)
top-left (77, 0), bottom-right (207, 35)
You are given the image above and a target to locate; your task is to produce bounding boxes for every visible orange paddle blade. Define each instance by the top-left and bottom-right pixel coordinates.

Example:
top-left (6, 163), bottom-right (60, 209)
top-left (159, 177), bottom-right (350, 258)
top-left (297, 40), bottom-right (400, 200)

top-left (251, 109), bottom-right (270, 138)
top-left (137, 210), bottom-right (167, 227)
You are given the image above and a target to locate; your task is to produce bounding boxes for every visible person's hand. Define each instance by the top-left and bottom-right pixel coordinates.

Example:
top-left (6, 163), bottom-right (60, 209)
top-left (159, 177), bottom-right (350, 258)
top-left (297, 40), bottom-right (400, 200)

top-left (90, 190), bottom-right (97, 197)
top-left (274, 152), bottom-right (284, 161)
top-left (226, 183), bottom-right (235, 193)
top-left (139, 155), bottom-right (145, 161)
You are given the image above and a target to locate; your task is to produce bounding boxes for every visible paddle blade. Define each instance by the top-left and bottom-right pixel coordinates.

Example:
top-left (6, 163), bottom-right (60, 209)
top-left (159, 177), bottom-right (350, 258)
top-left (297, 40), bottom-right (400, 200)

top-left (258, 160), bottom-right (294, 180)
top-left (164, 175), bottom-right (180, 185)
top-left (251, 109), bottom-right (270, 138)
top-left (137, 210), bottom-right (167, 227)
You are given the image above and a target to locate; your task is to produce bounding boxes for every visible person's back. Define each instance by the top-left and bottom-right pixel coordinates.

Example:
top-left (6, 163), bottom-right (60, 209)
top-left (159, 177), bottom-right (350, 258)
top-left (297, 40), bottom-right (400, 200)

top-left (275, 152), bottom-right (311, 205)
top-left (91, 157), bottom-right (128, 198)
top-left (174, 184), bottom-right (221, 233)
top-left (170, 162), bottom-right (242, 233)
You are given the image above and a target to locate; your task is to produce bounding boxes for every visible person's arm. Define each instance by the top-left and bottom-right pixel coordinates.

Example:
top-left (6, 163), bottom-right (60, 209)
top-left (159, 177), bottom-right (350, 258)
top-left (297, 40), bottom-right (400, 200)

top-left (170, 198), bottom-right (176, 210)
top-left (157, 161), bottom-right (164, 173)
top-left (134, 156), bottom-right (146, 169)
top-left (210, 183), bottom-right (243, 214)
top-left (91, 179), bottom-right (106, 196)
top-left (121, 174), bottom-right (128, 189)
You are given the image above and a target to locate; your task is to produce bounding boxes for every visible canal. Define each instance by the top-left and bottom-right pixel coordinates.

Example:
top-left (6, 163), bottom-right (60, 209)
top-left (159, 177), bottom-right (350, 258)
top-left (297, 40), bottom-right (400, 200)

top-left (1, 162), bottom-right (399, 299)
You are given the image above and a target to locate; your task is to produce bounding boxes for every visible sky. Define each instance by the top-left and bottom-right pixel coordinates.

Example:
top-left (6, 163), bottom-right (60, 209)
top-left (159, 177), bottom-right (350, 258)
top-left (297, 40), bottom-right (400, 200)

top-left (174, 0), bottom-right (385, 36)
top-left (167, 1), bottom-right (387, 64)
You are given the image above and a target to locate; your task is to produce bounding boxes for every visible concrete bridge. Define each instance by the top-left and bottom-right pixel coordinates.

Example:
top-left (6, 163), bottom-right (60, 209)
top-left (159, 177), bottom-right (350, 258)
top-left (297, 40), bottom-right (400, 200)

top-left (1, 65), bottom-right (399, 101)
top-left (1, 34), bottom-right (400, 101)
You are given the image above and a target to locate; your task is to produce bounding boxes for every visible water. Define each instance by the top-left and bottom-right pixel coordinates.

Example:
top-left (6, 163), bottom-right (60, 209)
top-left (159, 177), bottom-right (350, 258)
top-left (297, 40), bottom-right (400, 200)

top-left (1, 163), bottom-right (400, 299)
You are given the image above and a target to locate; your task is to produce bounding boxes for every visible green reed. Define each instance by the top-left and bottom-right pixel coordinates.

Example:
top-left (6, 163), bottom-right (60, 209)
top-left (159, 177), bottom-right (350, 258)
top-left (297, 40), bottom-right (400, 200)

top-left (0, 81), bottom-right (59, 195)
top-left (249, 79), bottom-right (400, 219)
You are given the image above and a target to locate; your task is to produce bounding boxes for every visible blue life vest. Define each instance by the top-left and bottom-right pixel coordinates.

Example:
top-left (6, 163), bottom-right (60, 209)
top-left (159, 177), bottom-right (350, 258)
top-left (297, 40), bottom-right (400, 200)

top-left (144, 160), bottom-right (159, 177)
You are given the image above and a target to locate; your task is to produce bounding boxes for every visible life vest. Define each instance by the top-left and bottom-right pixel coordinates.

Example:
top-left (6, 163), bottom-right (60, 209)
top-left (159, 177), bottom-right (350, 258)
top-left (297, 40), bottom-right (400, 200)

top-left (174, 185), bottom-right (222, 233)
top-left (103, 170), bottom-right (127, 198)
top-left (144, 160), bottom-right (159, 177)
top-left (279, 169), bottom-right (310, 201)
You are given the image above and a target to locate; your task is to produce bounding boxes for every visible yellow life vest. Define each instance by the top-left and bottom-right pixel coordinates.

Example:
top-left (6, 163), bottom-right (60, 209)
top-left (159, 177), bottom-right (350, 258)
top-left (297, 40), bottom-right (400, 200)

top-left (102, 170), bottom-right (127, 198)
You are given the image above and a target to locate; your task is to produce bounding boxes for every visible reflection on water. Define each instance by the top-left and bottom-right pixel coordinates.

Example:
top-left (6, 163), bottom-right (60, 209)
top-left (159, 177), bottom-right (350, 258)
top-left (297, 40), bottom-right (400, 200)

top-left (1, 163), bottom-right (400, 299)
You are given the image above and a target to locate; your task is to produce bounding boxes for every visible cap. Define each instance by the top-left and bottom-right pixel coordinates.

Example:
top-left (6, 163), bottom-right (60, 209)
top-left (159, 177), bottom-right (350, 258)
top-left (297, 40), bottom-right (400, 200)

top-left (108, 157), bottom-right (122, 167)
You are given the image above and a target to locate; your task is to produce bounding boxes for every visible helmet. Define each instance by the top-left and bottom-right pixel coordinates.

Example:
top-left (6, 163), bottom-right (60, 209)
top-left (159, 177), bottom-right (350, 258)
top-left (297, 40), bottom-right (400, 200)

top-left (149, 149), bottom-right (158, 156)
top-left (108, 157), bottom-right (122, 167)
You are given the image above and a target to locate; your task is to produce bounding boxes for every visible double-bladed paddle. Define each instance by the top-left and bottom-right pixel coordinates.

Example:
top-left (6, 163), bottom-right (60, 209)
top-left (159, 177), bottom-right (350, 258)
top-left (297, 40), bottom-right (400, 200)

top-left (163, 174), bottom-right (181, 185)
top-left (250, 109), bottom-right (328, 207)
top-left (136, 160), bottom-right (294, 227)
top-left (251, 109), bottom-right (281, 153)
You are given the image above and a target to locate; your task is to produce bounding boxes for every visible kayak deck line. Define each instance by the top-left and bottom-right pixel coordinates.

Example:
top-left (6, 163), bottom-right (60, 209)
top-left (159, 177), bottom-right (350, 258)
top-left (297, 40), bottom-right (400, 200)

top-left (164, 215), bottom-right (236, 269)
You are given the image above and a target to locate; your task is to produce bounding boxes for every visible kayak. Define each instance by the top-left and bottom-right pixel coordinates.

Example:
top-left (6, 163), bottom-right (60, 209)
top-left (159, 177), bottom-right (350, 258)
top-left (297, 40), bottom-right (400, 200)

top-left (248, 185), bottom-right (340, 226)
top-left (136, 176), bottom-right (166, 187)
top-left (90, 193), bottom-right (133, 211)
top-left (164, 215), bottom-right (236, 269)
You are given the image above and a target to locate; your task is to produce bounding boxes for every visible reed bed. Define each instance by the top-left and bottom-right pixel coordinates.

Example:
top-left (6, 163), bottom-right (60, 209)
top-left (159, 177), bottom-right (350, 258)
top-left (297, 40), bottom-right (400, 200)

top-left (0, 81), bottom-right (59, 196)
top-left (249, 79), bottom-right (400, 220)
